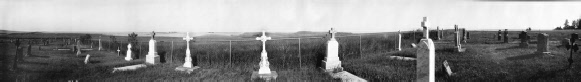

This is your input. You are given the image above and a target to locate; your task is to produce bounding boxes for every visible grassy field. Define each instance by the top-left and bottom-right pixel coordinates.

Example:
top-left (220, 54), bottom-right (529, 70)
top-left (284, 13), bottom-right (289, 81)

top-left (435, 30), bottom-right (581, 81)
top-left (1, 31), bottom-right (418, 81)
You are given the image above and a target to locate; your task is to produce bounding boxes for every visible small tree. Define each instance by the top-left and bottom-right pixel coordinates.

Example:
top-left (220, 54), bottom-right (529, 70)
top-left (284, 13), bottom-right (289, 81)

top-left (79, 34), bottom-right (92, 44)
top-left (555, 26), bottom-right (563, 30)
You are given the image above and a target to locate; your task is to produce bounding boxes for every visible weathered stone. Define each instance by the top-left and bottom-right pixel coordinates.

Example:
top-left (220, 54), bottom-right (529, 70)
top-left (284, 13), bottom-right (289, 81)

top-left (519, 31), bottom-right (530, 47)
top-left (125, 44), bottom-right (133, 61)
top-left (504, 29), bottom-right (509, 43)
top-left (417, 17), bottom-right (435, 82)
top-left (536, 33), bottom-right (550, 55)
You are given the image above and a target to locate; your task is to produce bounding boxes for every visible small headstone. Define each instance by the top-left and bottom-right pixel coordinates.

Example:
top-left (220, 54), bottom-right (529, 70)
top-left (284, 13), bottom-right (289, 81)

top-left (416, 17), bottom-right (436, 82)
top-left (436, 27), bottom-right (441, 40)
top-left (76, 40), bottom-right (82, 56)
top-left (462, 29), bottom-right (467, 43)
top-left (442, 60), bottom-right (455, 76)
top-left (519, 31), bottom-right (530, 47)
top-left (98, 36), bottom-right (103, 51)
top-left (454, 25), bottom-right (465, 52)
top-left (125, 44), bottom-right (133, 61)
top-left (562, 38), bottom-right (571, 48)
top-left (398, 30), bottom-right (402, 51)
top-left (145, 31), bottom-right (161, 65)
top-left (503, 29), bottom-right (509, 43)
top-left (84, 54), bottom-right (91, 64)
top-left (497, 30), bottom-right (502, 41)
top-left (536, 33), bottom-right (551, 55)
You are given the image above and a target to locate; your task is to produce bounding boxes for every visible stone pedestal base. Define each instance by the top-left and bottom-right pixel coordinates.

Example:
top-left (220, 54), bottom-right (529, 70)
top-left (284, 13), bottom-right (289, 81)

top-left (175, 66), bottom-right (200, 74)
top-left (251, 71), bottom-right (278, 81)
top-left (321, 60), bottom-right (343, 73)
top-left (145, 54), bottom-right (160, 65)
top-left (456, 47), bottom-right (466, 52)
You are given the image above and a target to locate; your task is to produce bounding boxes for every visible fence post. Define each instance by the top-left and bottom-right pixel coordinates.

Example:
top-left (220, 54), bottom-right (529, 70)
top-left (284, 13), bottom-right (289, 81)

top-left (359, 35), bottom-right (362, 58)
top-left (299, 37), bottom-right (301, 69)
top-left (171, 41), bottom-right (174, 63)
top-left (229, 40), bottom-right (232, 67)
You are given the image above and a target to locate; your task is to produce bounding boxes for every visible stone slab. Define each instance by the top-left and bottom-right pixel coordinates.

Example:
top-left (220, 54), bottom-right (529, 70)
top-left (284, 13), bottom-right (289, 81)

top-left (389, 56), bottom-right (416, 61)
top-left (112, 64), bottom-right (147, 73)
top-left (328, 71), bottom-right (367, 82)
top-left (251, 71), bottom-right (278, 81)
top-left (175, 66), bottom-right (200, 74)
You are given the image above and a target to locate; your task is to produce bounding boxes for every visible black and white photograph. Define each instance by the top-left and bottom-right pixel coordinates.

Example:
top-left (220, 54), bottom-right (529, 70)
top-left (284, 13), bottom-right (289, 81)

top-left (1, 0), bottom-right (581, 81)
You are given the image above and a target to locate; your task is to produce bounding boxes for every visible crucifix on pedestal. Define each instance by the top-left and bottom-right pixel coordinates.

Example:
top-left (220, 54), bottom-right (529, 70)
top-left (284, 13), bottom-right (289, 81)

top-left (251, 30), bottom-right (278, 80)
top-left (183, 32), bottom-right (194, 68)
top-left (256, 30), bottom-right (272, 74)
top-left (175, 32), bottom-right (200, 73)
top-left (329, 28), bottom-right (337, 40)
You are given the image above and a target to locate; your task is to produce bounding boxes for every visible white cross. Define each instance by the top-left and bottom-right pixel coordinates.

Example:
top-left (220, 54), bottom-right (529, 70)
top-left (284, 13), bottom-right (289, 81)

top-left (329, 28), bottom-right (337, 39)
top-left (256, 31), bottom-right (271, 51)
top-left (183, 32), bottom-right (194, 49)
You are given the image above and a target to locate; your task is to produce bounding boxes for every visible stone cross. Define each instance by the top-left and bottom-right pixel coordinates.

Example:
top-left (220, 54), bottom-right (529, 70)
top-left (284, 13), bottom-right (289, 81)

top-left (182, 32), bottom-right (194, 68)
top-left (256, 31), bottom-right (272, 52)
top-left (329, 28), bottom-right (337, 40)
top-left (255, 30), bottom-right (273, 74)
top-left (151, 31), bottom-right (156, 39)
top-left (421, 17), bottom-right (430, 39)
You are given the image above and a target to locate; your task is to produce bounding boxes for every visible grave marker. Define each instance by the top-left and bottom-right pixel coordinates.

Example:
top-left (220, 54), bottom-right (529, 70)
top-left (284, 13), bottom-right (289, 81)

top-left (454, 25), bottom-right (466, 52)
top-left (417, 17), bottom-right (436, 82)
top-left (398, 30), bottom-right (402, 51)
top-left (497, 30), bottom-right (502, 41)
top-left (251, 30), bottom-right (278, 80)
top-left (536, 33), bottom-right (551, 55)
top-left (76, 40), bottom-right (82, 56)
top-left (175, 32), bottom-right (200, 73)
top-left (504, 29), bottom-right (509, 43)
top-left (84, 54), bottom-right (91, 64)
top-left (145, 31), bottom-right (161, 65)
top-left (125, 44), bottom-right (133, 61)
top-left (462, 28), bottom-right (467, 43)
top-left (322, 28), bottom-right (343, 73)
top-left (98, 36), bottom-right (102, 51)
top-left (519, 31), bottom-right (530, 47)
top-left (117, 47), bottom-right (121, 56)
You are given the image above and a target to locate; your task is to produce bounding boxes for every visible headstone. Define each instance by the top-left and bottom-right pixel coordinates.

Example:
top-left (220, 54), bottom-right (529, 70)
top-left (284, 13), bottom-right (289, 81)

top-left (519, 31), bottom-right (530, 47)
top-left (536, 33), bottom-right (550, 55)
top-left (251, 30), bottom-right (278, 80)
top-left (454, 25), bottom-right (465, 52)
top-left (398, 30), bottom-right (402, 51)
top-left (417, 17), bottom-right (436, 82)
top-left (442, 60), bottom-right (454, 76)
top-left (125, 44), bottom-right (133, 61)
top-left (503, 29), bottom-right (509, 43)
top-left (562, 38), bottom-right (571, 48)
top-left (466, 32), bottom-right (470, 39)
top-left (117, 47), bottom-right (121, 56)
top-left (322, 28), bottom-right (343, 72)
top-left (84, 54), bottom-right (91, 64)
top-left (98, 36), bottom-right (102, 51)
top-left (76, 40), bottom-right (82, 56)
top-left (145, 31), bottom-right (160, 65)
top-left (497, 30), bottom-right (502, 41)
top-left (462, 28), bottom-right (467, 43)
top-left (26, 44), bottom-right (32, 57)
top-left (175, 32), bottom-right (200, 73)
top-left (436, 27), bottom-right (441, 40)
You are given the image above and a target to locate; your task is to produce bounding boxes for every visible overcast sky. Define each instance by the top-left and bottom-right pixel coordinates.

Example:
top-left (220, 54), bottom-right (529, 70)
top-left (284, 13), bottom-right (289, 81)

top-left (1, 0), bottom-right (580, 33)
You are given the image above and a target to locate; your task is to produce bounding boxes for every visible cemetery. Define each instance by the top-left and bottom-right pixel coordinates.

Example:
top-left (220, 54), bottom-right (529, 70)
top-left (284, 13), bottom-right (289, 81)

top-left (3, 19), bottom-right (581, 81)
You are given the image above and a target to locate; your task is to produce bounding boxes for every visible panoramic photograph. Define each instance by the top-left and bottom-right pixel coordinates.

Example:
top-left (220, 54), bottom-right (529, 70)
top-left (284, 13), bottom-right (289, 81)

top-left (1, 0), bottom-right (581, 82)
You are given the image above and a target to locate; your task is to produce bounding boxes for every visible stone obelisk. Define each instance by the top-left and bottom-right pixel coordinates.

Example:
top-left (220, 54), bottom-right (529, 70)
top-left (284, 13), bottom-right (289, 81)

top-left (322, 28), bottom-right (343, 72)
top-left (145, 31), bottom-right (160, 65)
